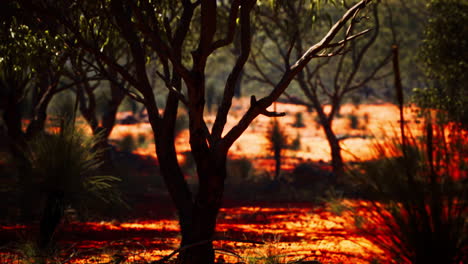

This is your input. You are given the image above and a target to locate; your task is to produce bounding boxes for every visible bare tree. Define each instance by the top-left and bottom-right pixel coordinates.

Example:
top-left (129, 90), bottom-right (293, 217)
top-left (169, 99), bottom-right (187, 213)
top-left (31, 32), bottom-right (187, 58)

top-left (248, 1), bottom-right (391, 179)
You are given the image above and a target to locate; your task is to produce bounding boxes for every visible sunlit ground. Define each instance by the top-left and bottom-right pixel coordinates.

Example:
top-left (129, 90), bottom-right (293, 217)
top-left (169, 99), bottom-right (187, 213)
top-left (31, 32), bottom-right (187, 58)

top-left (0, 201), bottom-right (386, 263)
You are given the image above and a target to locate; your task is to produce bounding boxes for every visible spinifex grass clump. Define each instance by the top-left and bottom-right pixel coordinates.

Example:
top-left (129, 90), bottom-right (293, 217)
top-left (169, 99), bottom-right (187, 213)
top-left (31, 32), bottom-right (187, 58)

top-left (24, 121), bottom-right (122, 254)
top-left (349, 120), bottom-right (467, 264)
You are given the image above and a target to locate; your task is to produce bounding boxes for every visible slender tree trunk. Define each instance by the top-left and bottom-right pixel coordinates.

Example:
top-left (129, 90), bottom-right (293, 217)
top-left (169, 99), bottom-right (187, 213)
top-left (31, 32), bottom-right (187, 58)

top-left (154, 131), bottom-right (194, 232)
top-left (3, 98), bottom-right (35, 222)
top-left (95, 89), bottom-right (124, 172)
top-left (274, 147), bottom-right (281, 181)
top-left (3, 98), bottom-right (23, 147)
top-left (322, 119), bottom-right (344, 181)
top-left (314, 105), bottom-right (344, 181)
top-left (296, 71), bottom-right (344, 181)
top-left (177, 203), bottom-right (219, 264)
top-left (38, 190), bottom-right (65, 249)
top-left (78, 80), bottom-right (124, 172)
top-left (26, 90), bottom-right (54, 139)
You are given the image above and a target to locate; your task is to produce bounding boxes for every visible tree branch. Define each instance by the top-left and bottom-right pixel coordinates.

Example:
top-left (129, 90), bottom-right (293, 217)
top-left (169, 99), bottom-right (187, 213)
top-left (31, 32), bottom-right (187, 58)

top-left (210, 0), bottom-right (241, 52)
top-left (212, 0), bottom-right (256, 141)
top-left (221, 0), bottom-right (373, 151)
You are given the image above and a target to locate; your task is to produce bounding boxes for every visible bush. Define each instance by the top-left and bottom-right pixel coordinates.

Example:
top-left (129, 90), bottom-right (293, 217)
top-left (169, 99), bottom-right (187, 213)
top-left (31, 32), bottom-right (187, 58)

top-left (24, 122), bottom-right (123, 249)
top-left (266, 119), bottom-right (288, 181)
top-left (118, 134), bottom-right (136, 152)
top-left (292, 112), bottom-right (305, 128)
top-left (289, 132), bottom-right (301, 151)
top-left (346, 121), bottom-right (467, 264)
top-left (347, 113), bottom-right (359, 130)
top-left (226, 157), bottom-right (254, 185)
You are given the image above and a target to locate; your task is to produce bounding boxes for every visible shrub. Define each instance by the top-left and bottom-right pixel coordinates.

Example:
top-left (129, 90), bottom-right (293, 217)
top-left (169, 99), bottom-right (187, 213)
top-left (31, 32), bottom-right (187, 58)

top-left (266, 119), bottom-right (288, 181)
top-left (226, 157), bottom-right (254, 185)
top-left (118, 134), bottom-right (136, 153)
top-left (289, 132), bottom-right (301, 151)
top-left (347, 113), bottom-right (359, 130)
top-left (137, 133), bottom-right (150, 148)
top-left (24, 122), bottom-right (123, 250)
top-left (292, 112), bottom-right (305, 128)
top-left (347, 121), bottom-right (467, 264)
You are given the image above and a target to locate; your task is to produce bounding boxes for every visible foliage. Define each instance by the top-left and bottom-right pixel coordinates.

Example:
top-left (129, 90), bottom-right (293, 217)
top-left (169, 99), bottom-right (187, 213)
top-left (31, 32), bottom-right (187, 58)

top-left (24, 122), bottom-right (123, 209)
top-left (416, 0), bottom-right (468, 126)
top-left (266, 119), bottom-right (288, 180)
top-left (118, 134), bottom-right (137, 153)
top-left (346, 112), bottom-right (359, 130)
top-left (289, 132), bottom-right (301, 151)
top-left (292, 112), bottom-right (305, 128)
top-left (137, 133), bottom-right (149, 148)
top-left (226, 157), bottom-right (254, 185)
top-left (266, 119), bottom-right (288, 156)
top-left (0, 0), bottom-right (66, 97)
top-left (347, 120), bottom-right (467, 264)
top-left (0, 5), bottom-right (64, 84)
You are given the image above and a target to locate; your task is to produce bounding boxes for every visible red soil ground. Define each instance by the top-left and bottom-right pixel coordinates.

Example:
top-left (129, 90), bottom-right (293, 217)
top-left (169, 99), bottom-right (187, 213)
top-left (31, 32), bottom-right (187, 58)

top-left (0, 199), bottom-right (385, 263)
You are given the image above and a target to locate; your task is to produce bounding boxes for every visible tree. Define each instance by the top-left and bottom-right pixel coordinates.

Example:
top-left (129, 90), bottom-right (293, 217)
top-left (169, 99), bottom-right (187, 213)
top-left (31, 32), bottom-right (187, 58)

top-left (266, 118), bottom-right (288, 181)
top-left (416, 0), bottom-right (468, 126)
top-left (248, 0), bottom-right (391, 179)
top-left (68, 47), bottom-right (129, 170)
top-left (28, 0), bottom-right (373, 263)
top-left (0, 2), bottom-right (69, 152)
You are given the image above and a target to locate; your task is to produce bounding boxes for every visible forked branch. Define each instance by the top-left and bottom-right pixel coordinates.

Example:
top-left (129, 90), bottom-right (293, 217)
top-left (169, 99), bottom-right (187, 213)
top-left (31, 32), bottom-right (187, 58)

top-left (221, 0), bottom-right (373, 151)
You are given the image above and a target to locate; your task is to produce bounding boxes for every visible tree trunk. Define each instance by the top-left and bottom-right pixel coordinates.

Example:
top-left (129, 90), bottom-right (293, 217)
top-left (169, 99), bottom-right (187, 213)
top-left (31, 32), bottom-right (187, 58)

top-left (295, 71), bottom-right (344, 181)
top-left (154, 137), bottom-right (225, 264)
top-left (3, 98), bottom-right (23, 148)
top-left (274, 147), bottom-right (281, 181)
top-left (322, 118), bottom-right (344, 181)
top-left (26, 89), bottom-right (54, 139)
top-left (38, 190), bottom-right (65, 250)
top-left (177, 204), bottom-right (219, 264)
top-left (3, 98), bottom-right (35, 222)
top-left (177, 154), bottom-right (226, 264)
